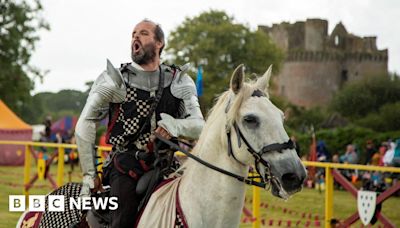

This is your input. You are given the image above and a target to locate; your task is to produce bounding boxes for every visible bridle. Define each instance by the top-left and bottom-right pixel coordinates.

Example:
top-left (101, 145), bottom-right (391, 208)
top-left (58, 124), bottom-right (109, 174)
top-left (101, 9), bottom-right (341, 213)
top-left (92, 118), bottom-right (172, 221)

top-left (156, 90), bottom-right (295, 188)
top-left (155, 90), bottom-right (295, 188)
top-left (156, 123), bottom-right (294, 189)
top-left (225, 89), bottom-right (295, 185)
top-left (226, 122), bottom-right (295, 186)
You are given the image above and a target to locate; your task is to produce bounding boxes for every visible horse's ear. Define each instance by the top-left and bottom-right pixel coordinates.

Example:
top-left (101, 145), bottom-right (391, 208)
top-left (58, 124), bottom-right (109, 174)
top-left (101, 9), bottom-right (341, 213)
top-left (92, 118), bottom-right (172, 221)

top-left (255, 65), bottom-right (272, 95)
top-left (230, 64), bottom-right (245, 94)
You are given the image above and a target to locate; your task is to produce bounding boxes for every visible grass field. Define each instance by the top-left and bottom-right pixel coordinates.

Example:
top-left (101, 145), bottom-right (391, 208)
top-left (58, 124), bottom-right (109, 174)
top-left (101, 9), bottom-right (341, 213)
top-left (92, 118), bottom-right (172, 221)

top-left (241, 187), bottom-right (400, 227)
top-left (1, 164), bottom-right (399, 228)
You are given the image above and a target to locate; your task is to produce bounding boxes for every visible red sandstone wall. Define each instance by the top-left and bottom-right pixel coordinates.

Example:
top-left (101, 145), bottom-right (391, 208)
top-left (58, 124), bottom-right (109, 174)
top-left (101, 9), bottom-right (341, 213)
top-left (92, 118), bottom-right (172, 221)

top-left (277, 61), bottom-right (341, 107)
top-left (345, 59), bottom-right (388, 82)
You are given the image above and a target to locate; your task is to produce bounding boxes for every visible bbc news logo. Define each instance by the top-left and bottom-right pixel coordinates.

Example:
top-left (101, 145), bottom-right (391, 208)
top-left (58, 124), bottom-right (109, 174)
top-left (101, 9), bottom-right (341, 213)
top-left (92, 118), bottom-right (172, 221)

top-left (9, 195), bottom-right (118, 212)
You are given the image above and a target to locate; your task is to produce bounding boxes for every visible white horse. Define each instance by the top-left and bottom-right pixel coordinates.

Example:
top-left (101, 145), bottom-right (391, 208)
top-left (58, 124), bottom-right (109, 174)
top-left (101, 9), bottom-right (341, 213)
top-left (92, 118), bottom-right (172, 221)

top-left (136, 64), bottom-right (307, 228)
top-left (17, 64), bottom-right (306, 228)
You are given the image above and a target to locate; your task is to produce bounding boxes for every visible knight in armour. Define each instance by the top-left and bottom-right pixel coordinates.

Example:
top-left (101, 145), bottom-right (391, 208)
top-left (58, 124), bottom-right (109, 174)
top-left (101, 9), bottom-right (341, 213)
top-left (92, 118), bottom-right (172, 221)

top-left (75, 19), bottom-right (204, 227)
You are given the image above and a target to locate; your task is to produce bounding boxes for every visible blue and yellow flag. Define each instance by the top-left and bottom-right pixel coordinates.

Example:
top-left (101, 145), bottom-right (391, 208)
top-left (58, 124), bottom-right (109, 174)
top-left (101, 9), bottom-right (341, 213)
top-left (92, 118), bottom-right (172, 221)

top-left (196, 66), bottom-right (203, 97)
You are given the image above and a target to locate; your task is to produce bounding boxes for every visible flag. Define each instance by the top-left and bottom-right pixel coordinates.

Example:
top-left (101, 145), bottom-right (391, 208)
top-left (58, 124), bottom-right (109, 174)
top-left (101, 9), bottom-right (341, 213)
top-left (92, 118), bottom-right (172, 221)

top-left (309, 132), bottom-right (317, 162)
top-left (308, 130), bottom-right (317, 180)
top-left (196, 65), bottom-right (203, 97)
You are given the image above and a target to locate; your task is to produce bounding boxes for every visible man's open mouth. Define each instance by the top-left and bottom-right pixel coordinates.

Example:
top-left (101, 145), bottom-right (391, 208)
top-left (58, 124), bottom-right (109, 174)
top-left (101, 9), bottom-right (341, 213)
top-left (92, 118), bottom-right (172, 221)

top-left (133, 41), bottom-right (141, 53)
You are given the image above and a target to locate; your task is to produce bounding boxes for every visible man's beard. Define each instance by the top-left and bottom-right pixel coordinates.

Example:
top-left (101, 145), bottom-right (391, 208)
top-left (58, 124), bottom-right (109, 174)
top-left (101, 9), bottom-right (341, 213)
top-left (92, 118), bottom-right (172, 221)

top-left (131, 42), bottom-right (157, 65)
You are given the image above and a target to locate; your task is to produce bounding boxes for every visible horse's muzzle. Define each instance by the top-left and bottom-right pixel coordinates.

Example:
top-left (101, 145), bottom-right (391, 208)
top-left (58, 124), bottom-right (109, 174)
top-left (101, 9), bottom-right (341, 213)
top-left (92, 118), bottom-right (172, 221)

top-left (270, 165), bottom-right (307, 199)
top-left (281, 172), bottom-right (305, 193)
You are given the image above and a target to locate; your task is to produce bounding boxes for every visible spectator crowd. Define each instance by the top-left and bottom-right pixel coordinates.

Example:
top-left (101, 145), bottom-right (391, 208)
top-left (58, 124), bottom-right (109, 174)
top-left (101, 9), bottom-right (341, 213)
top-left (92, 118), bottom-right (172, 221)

top-left (302, 138), bottom-right (400, 192)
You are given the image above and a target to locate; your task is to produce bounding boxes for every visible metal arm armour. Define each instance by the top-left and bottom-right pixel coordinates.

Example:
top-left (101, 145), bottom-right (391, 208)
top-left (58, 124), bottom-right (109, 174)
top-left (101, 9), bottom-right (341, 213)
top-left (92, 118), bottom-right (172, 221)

top-left (157, 65), bottom-right (205, 139)
top-left (75, 59), bottom-right (126, 197)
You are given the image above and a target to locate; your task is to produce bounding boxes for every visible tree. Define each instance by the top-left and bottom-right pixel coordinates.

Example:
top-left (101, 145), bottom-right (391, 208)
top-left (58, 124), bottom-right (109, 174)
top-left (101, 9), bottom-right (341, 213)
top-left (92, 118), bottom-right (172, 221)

top-left (20, 94), bottom-right (45, 124)
top-left (0, 0), bottom-right (49, 116)
top-left (285, 106), bottom-right (330, 132)
top-left (28, 90), bottom-right (87, 123)
top-left (165, 10), bottom-right (283, 110)
top-left (20, 89), bottom-right (87, 124)
top-left (355, 102), bottom-right (400, 132)
top-left (331, 75), bottom-right (400, 119)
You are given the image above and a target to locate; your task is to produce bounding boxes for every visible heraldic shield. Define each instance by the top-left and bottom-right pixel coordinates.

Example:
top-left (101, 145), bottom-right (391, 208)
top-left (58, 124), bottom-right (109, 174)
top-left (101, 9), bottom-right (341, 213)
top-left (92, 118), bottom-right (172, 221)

top-left (357, 190), bottom-right (377, 225)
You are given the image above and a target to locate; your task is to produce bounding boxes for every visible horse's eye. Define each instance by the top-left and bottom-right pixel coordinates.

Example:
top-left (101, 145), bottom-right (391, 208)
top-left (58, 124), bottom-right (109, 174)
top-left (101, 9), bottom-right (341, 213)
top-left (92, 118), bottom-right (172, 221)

top-left (243, 115), bottom-right (260, 128)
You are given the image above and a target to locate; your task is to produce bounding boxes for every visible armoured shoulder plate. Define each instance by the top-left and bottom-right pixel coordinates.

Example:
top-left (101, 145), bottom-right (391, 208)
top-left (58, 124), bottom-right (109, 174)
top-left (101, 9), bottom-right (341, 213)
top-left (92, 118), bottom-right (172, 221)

top-left (89, 59), bottom-right (126, 103)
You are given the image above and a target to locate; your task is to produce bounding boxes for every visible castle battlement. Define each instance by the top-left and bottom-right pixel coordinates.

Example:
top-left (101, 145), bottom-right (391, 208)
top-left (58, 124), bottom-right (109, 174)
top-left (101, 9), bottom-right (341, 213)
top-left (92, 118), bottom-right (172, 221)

top-left (259, 19), bottom-right (388, 108)
top-left (286, 50), bottom-right (388, 62)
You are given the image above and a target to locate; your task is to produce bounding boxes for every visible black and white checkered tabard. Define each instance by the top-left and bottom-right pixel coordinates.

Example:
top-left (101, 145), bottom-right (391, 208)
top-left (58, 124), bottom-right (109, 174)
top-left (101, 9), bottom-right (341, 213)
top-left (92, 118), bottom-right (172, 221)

top-left (108, 86), bottom-right (152, 147)
top-left (39, 183), bottom-right (84, 228)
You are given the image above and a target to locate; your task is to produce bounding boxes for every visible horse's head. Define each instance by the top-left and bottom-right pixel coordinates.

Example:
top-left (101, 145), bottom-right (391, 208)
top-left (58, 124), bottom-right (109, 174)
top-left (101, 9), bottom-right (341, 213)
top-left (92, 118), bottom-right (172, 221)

top-left (225, 64), bottom-right (307, 199)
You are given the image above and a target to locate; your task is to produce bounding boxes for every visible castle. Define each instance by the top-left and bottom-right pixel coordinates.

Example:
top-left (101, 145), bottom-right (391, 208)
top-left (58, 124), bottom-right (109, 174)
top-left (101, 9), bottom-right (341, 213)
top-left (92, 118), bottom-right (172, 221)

top-left (258, 19), bottom-right (388, 108)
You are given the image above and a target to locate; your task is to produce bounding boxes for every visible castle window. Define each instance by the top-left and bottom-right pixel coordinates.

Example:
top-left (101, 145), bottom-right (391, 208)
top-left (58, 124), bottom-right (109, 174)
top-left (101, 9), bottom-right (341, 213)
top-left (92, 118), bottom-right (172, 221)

top-left (335, 36), bottom-right (339, 46)
top-left (281, 86), bottom-right (285, 96)
top-left (341, 70), bottom-right (348, 82)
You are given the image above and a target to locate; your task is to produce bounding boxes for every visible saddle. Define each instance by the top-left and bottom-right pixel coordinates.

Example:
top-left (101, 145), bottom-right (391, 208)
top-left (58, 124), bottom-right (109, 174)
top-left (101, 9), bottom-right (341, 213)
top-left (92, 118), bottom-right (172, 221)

top-left (136, 143), bottom-right (179, 212)
top-left (85, 142), bottom-right (180, 228)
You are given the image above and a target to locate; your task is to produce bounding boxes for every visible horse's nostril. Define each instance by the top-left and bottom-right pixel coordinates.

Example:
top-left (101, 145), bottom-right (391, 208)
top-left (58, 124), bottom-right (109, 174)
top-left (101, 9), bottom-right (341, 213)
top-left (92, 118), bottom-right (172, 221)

top-left (282, 173), bottom-right (298, 182)
top-left (281, 173), bottom-right (303, 191)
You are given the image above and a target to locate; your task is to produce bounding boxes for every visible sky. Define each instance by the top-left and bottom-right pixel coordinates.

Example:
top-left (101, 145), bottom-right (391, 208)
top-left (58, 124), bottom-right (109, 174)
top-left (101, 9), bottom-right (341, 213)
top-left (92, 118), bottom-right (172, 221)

top-left (30, 0), bottom-right (400, 94)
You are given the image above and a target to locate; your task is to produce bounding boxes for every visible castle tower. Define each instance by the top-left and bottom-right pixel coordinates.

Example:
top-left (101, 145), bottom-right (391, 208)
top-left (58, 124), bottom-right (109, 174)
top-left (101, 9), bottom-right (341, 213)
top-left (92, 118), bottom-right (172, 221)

top-left (259, 19), bottom-right (388, 108)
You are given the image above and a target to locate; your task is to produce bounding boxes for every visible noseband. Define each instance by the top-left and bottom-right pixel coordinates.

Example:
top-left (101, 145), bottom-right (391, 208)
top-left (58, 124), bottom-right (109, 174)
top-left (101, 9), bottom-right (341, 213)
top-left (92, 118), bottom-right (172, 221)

top-left (227, 122), bottom-right (295, 184)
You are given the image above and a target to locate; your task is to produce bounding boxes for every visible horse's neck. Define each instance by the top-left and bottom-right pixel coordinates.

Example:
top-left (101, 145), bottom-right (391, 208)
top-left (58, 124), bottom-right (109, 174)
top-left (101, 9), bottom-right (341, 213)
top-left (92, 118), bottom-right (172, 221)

top-left (178, 130), bottom-right (248, 228)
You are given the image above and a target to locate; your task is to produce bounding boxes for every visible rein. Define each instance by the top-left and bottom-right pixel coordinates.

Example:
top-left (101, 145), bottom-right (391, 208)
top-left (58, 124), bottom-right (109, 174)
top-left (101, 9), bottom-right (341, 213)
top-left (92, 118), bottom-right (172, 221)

top-left (155, 134), bottom-right (267, 188)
